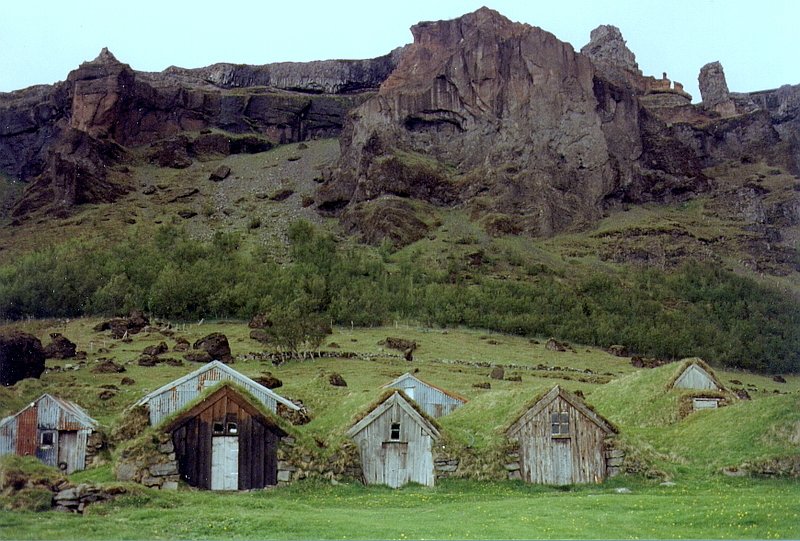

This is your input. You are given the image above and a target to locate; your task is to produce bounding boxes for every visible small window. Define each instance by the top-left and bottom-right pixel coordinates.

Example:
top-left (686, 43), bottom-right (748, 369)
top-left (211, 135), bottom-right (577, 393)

top-left (213, 422), bottom-right (225, 434)
top-left (390, 422), bottom-right (401, 440)
top-left (227, 422), bottom-right (238, 435)
top-left (551, 412), bottom-right (570, 437)
top-left (40, 431), bottom-right (55, 447)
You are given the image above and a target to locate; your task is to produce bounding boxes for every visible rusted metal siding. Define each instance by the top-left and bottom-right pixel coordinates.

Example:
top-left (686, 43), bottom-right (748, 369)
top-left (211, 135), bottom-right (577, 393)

top-left (0, 395), bottom-right (96, 472)
top-left (143, 364), bottom-right (286, 426)
top-left (513, 395), bottom-right (608, 485)
top-left (674, 364), bottom-right (720, 390)
top-left (351, 400), bottom-right (436, 487)
top-left (388, 375), bottom-right (464, 418)
top-left (16, 405), bottom-right (38, 457)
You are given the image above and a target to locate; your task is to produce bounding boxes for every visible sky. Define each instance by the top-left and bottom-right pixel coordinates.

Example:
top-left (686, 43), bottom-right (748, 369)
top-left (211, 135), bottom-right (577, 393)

top-left (1, 0), bottom-right (798, 101)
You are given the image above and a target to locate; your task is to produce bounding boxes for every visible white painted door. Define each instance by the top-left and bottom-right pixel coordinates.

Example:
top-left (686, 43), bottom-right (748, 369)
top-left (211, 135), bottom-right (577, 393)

top-left (211, 436), bottom-right (239, 490)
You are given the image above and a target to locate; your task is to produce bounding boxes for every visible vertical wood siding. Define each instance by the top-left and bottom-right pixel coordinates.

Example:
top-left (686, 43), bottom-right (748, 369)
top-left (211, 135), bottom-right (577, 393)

top-left (171, 389), bottom-right (281, 490)
top-left (147, 366), bottom-right (280, 426)
top-left (674, 364), bottom-right (719, 390)
top-left (352, 400), bottom-right (436, 487)
top-left (388, 376), bottom-right (464, 418)
top-left (515, 395), bottom-right (608, 485)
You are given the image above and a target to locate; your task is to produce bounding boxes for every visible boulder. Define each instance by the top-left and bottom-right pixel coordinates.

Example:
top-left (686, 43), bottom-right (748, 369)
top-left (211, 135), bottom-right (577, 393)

top-left (380, 337), bottom-right (418, 352)
top-left (94, 310), bottom-right (149, 339)
top-left (43, 333), bottom-right (77, 359)
top-left (173, 337), bottom-right (190, 352)
top-left (142, 342), bottom-right (168, 357)
top-left (328, 373), bottom-right (347, 387)
top-left (248, 313), bottom-right (273, 329)
top-left (490, 366), bottom-right (505, 380)
top-left (192, 333), bottom-right (233, 363)
top-left (607, 345), bottom-right (629, 357)
top-left (137, 355), bottom-right (161, 367)
top-left (91, 360), bottom-right (126, 373)
top-left (209, 165), bottom-right (231, 181)
top-left (249, 329), bottom-right (270, 343)
top-left (545, 338), bottom-right (571, 352)
top-left (255, 372), bottom-right (283, 389)
top-left (184, 351), bottom-right (213, 364)
top-left (0, 331), bottom-right (46, 386)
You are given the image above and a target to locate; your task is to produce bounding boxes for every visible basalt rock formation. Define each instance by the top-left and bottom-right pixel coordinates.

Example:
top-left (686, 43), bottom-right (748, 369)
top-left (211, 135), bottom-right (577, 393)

top-left (2, 8), bottom-right (798, 241)
top-left (313, 9), bottom-right (799, 243)
top-left (316, 8), bottom-right (710, 239)
top-left (1, 48), bottom-right (400, 218)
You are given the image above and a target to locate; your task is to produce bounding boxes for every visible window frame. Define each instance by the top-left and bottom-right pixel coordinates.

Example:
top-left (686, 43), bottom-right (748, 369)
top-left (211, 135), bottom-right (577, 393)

top-left (550, 412), bottom-right (570, 439)
top-left (40, 431), bottom-right (56, 448)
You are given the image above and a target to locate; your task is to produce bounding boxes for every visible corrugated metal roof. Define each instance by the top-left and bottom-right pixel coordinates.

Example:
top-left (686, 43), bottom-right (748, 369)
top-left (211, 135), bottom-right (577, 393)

top-left (383, 372), bottom-right (469, 403)
top-left (134, 360), bottom-right (299, 411)
top-left (0, 394), bottom-right (97, 430)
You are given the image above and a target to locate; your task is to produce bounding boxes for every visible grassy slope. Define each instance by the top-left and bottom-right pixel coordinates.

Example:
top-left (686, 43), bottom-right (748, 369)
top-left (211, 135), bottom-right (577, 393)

top-left (0, 320), bottom-right (798, 539)
top-left (1, 142), bottom-right (799, 538)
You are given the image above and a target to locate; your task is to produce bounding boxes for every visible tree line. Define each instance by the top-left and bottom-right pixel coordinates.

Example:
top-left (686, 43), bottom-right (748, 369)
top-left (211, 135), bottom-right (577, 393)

top-left (1, 222), bottom-right (797, 373)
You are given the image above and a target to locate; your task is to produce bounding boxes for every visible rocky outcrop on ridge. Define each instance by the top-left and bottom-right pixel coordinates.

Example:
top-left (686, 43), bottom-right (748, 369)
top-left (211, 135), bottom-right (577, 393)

top-left (1, 48), bottom-right (399, 218)
top-left (699, 61), bottom-right (736, 116)
top-left (316, 8), bottom-right (706, 238)
top-left (315, 9), bottom-right (798, 243)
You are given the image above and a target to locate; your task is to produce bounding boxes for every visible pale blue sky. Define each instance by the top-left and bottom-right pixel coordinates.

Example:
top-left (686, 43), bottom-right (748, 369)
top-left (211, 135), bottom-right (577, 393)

top-left (1, 0), bottom-right (797, 101)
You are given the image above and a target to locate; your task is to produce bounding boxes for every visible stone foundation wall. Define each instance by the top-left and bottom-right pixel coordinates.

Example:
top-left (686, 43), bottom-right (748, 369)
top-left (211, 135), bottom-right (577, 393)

top-left (116, 433), bottom-right (363, 490)
top-left (53, 483), bottom-right (127, 513)
top-left (277, 437), bottom-right (362, 485)
top-left (114, 434), bottom-right (180, 490)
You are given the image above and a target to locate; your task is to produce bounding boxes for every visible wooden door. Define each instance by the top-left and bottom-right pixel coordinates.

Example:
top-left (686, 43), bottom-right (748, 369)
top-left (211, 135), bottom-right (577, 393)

top-left (551, 439), bottom-right (573, 485)
top-left (57, 431), bottom-right (78, 473)
top-left (211, 436), bottom-right (239, 490)
top-left (382, 442), bottom-right (408, 488)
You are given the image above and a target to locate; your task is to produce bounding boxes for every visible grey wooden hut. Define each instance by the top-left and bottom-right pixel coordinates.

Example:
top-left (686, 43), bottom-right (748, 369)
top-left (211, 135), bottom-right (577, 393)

top-left (134, 360), bottom-right (298, 426)
top-left (0, 394), bottom-right (97, 473)
top-left (670, 359), bottom-right (723, 391)
top-left (382, 372), bottom-right (467, 418)
top-left (163, 383), bottom-right (287, 491)
top-left (669, 359), bottom-right (727, 411)
top-left (347, 391), bottom-right (440, 488)
top-left (506, 386), bottom-right (617, 485)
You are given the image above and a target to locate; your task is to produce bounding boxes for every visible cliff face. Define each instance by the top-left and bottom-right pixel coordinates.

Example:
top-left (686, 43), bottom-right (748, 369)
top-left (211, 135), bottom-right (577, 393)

top-left (0, 48), bottom-right (399, 218)
top-left (316, 9), bottom-right (797, 241)
top-left (2, 9), bottom-right (797, 234)
top-left (316, 8), bottom-right (707, 236)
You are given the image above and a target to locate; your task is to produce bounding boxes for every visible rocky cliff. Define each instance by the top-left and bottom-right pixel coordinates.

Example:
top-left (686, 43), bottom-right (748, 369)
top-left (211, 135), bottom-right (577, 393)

top-left (0, 48), bottom-right (400, 218)
top-left (315, 8), bottom-right (797, 242)
top-left (2, 9), bottom-right (797, 237)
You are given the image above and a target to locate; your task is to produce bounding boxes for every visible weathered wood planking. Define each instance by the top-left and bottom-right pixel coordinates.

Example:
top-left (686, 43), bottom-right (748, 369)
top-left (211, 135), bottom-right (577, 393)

top-left (507, 386), bottom-right (616, 485)
top-left (673, 363), bottom-right (721, 390)
top-left (167, 385), bottom-right (285, 490)
top-left (384, 373), bottom-right (467, 418)
top-left (136, 361), bottom-right (299, 426)
top-left (348, 392), bottom-right (439, 488)
top-left (0, 394), bottom-right (97, 473)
